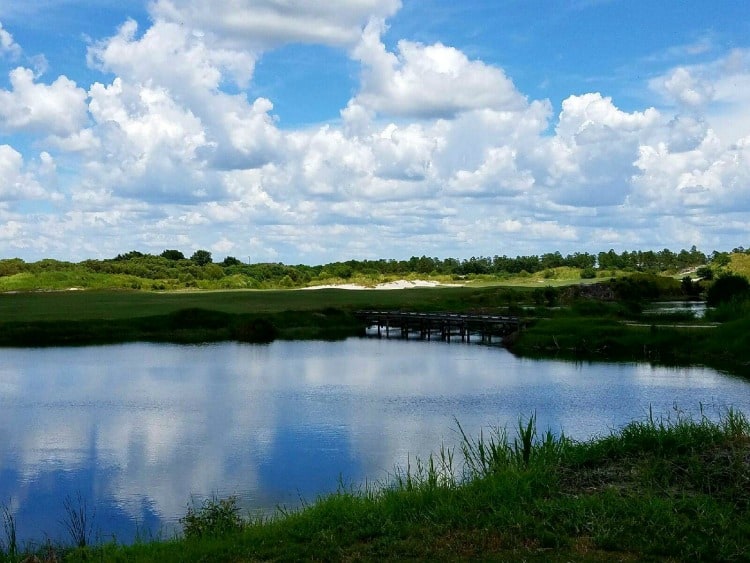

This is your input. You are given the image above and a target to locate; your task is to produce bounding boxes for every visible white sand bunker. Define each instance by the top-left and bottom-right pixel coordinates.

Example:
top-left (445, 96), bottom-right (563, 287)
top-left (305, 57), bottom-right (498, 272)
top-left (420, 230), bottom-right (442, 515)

top-left (303, 279), bottom-right (461, 290)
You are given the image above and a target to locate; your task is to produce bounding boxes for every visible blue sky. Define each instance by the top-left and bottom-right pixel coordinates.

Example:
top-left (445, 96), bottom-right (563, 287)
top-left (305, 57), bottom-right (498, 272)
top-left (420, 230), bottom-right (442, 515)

top-left (0, 1), bottom-right (749, 263)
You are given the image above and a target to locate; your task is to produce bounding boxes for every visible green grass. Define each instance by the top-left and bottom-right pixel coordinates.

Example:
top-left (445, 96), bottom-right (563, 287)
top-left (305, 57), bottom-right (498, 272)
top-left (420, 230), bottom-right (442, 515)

top-left (0, 286), bottom-right (536, 322)
top-left (11, 409), bottom-right (747, 562)
top-left (0, 286), bottom-right (539, 346)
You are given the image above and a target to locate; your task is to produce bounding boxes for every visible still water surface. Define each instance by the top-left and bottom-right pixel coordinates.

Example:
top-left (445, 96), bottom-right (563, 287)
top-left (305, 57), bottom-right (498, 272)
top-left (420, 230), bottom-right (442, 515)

top-left (1, 338), bottom-right (749, 544)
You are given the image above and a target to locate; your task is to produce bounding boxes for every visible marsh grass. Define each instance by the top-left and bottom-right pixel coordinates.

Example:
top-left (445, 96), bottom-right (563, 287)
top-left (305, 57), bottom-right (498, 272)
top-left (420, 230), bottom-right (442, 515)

top-left (60, 408), bottom-right (750, 561)
top-left (0, 505), bottom-right (17, 562)
top-left (61, 492), bottom-right (94, 549)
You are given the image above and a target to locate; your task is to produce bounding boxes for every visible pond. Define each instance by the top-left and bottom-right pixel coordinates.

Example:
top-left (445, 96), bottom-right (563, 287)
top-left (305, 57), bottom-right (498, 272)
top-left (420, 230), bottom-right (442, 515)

top-left (643, 300), bottom-right (708, 318)
top-left (1, 338), bottom-right (749, 545)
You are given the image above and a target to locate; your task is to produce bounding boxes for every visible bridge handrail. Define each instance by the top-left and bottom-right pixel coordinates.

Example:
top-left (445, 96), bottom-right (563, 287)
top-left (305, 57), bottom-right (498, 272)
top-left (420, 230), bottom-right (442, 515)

top-left (354, 310), bottom-right (521, 323)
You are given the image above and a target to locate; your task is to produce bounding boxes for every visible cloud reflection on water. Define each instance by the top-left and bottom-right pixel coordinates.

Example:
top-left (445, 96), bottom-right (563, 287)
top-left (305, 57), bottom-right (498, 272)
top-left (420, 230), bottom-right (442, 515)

top-left (0, 339), bottom-right (748, 543)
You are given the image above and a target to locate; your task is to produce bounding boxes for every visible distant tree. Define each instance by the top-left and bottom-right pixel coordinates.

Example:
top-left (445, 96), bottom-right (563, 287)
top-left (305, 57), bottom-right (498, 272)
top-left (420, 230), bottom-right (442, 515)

top-left (540, 251), bottom-right (564, 270)
top-left (566, 252), bottom-right (596, 269)
top-left (222, 256), bottom-right (242, 267)
top-left (190, 250), bottom-right (213, 266)
top-left (114, 250), bottom-right (144, 261)
top-left (0, 258), bottom-right (27, 277)
top-left (706, 273), bottom-right (750, 306)
top-left (711, 251), bottom-right (731, 267)
top-left (161, 249), bottom-right (185, 261)
top-left (597, 249), bottom-right (622, 270)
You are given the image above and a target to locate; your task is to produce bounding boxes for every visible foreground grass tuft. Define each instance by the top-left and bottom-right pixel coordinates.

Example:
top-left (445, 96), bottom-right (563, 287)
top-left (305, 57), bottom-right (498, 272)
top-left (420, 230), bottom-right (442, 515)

top-left (21, 410), bottom-right (741, 561)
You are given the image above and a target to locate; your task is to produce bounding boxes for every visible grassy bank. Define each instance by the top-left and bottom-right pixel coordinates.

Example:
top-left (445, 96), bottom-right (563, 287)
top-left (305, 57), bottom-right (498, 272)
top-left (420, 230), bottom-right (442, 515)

top-left (0, 286), bottom-right (535, 346)
top-left (508, 300), bottom-right (750, 377)
top-left (5, 284), bottom-right (747, 376)
top-left (8, 410), bottom-right (747, 562)
top-left (0, 307), bottom-right (366, 346)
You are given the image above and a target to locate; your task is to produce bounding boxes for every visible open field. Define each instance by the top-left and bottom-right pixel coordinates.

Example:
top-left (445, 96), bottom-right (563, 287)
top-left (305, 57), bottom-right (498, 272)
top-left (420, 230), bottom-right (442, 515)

top-left (0, 286), bottom-right (535, 323)
top-left (0, 286), bottom-right (544, 346)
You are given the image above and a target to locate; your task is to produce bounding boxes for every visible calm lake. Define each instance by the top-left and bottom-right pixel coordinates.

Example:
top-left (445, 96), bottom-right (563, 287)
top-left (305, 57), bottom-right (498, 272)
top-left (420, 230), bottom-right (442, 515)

top-left (1, 337), bottom-right (749, 544)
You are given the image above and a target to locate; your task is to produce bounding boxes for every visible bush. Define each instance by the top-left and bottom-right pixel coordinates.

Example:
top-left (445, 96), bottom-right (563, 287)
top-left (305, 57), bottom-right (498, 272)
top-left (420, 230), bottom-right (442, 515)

top-left (231, 317), bottom-right (278, 343)
top-left (180, 496), bottom-right (243, 539)
top-left (580, 267), bottom-right (597, 279)
top-left (696, 266), bottom-right (714, 280)
top-left (706, 273), bottom-right (750, 307)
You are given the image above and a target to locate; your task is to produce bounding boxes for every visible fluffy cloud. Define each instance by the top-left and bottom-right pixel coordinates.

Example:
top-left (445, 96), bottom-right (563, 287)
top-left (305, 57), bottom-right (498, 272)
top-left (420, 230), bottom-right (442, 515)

top-left (88, 19), bottom-right (256, 92)
top-left (634, 132), bottom-right (750, 213)
top-left (0, 68), bottom-right (88, 136)
top-left (447, 146), bottom-right (534, 196)
top-left (84, 77), bottom-right (213, 202)
top-left (0, 21), bottom-right (21, 59)
top-left (650, 49), bottom-right (750, 142)
top-left (533, 93), bottom-right (662, 207)
top-left (150, 0), bottom-right (402, 49)
top-left (350, 19), bottom-right (526, 119)
top-left (654, 67), bottom-right (715, 108)
top-left (0, 145), bottom-right (54, 201)
top-left (87, 18), bottom-right (283, 174)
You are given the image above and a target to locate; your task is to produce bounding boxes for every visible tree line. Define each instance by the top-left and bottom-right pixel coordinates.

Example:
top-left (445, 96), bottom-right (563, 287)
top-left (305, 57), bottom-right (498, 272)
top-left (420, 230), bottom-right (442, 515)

top-left (0, 245), bottom-right (740, 289)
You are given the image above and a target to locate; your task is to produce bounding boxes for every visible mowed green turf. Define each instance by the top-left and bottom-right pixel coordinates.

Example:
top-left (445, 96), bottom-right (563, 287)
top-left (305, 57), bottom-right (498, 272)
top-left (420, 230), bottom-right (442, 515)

top-left (0, 286), bottom-right (532, 323)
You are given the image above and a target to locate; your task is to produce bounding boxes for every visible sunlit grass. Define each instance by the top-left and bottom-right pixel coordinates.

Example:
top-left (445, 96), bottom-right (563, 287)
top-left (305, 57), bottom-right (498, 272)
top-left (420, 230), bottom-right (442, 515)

top-left (729, 253), bottom-right (750, 278)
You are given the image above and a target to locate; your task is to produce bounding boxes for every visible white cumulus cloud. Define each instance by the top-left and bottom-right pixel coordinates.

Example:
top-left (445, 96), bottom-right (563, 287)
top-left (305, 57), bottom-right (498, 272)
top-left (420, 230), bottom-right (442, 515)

top-left (0, 21), bottom-right (21, 59)
top-left (657, 67), bottom-right (715, 108)
top-left (0, 67), bottom-right (88, 136)
top-left (84, 77), bottom-right (214, 202)
top-left (0, 145), bottom-right (53, 201)
top-left (88, 18), bottom-right (256, 92)
top-left (349, 19), bottom-right (527, 119)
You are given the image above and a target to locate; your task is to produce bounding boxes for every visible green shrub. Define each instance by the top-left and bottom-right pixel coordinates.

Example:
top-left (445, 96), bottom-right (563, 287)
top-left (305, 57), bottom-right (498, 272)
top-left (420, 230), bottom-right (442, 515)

top-left (696, 266), bottom-right (714, 280)
top-left (180, 496), bottom-right (243, 539)
top-left (580, 267), bottom-right (596, 279)
top-left (706, 273), bottom-right (750, 306)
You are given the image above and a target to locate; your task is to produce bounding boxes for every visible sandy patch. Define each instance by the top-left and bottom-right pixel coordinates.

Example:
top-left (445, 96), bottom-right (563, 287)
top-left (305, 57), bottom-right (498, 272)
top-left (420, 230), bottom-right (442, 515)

top-left (302, 279), bottom-right (462, 290)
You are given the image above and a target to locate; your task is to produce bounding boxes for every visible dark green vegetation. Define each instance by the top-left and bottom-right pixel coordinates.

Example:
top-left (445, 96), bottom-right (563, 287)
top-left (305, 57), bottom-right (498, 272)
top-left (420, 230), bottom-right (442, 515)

top-left (6, 411), bottom-right (748, 561)
top-left (1, 251), bottom-right (749, 385)
top-left (507, 272), bottom-right (750, 376)
top-left (0, 245), bottom-right (718, 292)
top-left (0, 285), bottom-right (535, 345)
top-left (508, 305), bottom-right (750, 377)
top-left (2, 266), bottom-right (750, 376)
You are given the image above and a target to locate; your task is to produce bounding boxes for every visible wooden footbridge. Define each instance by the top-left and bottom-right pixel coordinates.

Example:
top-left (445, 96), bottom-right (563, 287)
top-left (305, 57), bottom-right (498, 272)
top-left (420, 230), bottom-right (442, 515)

top-left (355, 311), bottom-right (524, 343)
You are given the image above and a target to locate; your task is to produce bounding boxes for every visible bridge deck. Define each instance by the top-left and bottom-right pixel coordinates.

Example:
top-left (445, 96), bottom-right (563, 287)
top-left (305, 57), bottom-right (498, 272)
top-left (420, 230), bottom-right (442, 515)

top-left (355, 310), bottom-right (523, 343)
